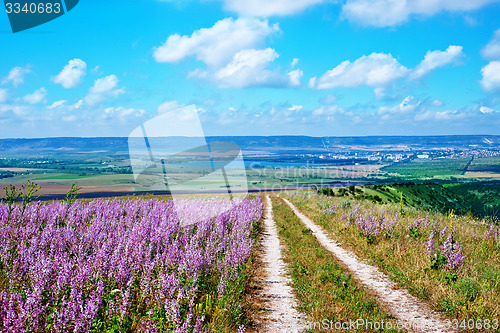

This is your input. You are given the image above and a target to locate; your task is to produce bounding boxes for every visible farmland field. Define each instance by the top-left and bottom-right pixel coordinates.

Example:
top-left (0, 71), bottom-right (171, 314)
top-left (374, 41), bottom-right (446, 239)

top-left (381, 158), bottom-right (472, 179)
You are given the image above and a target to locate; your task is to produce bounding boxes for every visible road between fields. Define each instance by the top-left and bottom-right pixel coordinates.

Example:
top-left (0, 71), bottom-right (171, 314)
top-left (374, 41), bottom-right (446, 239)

top-left (259, 195), bottom-right (307, 333)
top-left (281, 197), bottom-right (456, 333)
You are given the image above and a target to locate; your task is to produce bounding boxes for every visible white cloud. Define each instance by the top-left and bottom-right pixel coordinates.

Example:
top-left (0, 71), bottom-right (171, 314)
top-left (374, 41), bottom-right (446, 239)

top-left (310, 53), bottom-right (409, 90)
top-left (52, 59), bottom-right (87, 89)
top-left (379, 96), bottom-right (422, 114)
top-left (481, 61), bottom-right (500, 92)
top-left (414, 109), bottom-right (468, 121)
top-left (399, 96), bottom-right (421, 112)
top-left (435, 110), bottom-right (466, 120)
top-left (431, 99), bottom-right (444, 107)
top-left (288, 69), bottom-right (303, 87)
top-left (482, 29), bottom-right (500, 60)
top-left (480, 106), bottom-right (496, 114)
top-left (157, 100), bottom-right (185, 114)
top-left (23, 88), bottom-right (47, 104)
top-left (342, 0), bottom-right (500, 27)
top-left (222, 0), bottom-right (324, 16)
top-left (312, 104), bottom-right (344, 115)
top-left (411, 45), bottom-right (464, 79)
top-left (211, 48), bottom-right (291, 88)
top-left (104, 107), bottom-right (145, 119)
top-left (0, 104), bottom-right (27, 117)
top-left (62, 115), bottom-right (77, 122)
top-left (47, 100), bottom-right (67, 109)
top-left (153, 17), bottom-right (301, 88)
top-left (288, 104), bottom-right (303, 111)
top-left (73, 99), bottom-right (83, 109)
top-left (2, 66), bottom-right (30, 87)
top-left (153, 17), bottom-right (279, 67)
top-left (0, 89), bottom-right (7, 103)
top-left (85, 75), bottom-right (124, 105)
top-left (291, 58), bottom-right (299, 68)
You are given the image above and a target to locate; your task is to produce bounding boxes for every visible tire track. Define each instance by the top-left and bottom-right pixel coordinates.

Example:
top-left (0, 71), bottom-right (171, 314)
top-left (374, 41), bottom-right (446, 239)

top-left (259, 195), bottom-right (307, 333)
top-left (281, 197), bottom-right (456, 333)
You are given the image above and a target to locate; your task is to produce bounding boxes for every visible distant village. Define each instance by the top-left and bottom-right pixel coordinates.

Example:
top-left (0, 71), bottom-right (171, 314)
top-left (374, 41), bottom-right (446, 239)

top-left (313, 147), bottom-right (500, 164)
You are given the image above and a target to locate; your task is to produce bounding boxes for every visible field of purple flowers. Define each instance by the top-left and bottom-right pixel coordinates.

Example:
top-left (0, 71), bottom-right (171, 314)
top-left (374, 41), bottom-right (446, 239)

top-left (0, 196), bottom-right (263, 332)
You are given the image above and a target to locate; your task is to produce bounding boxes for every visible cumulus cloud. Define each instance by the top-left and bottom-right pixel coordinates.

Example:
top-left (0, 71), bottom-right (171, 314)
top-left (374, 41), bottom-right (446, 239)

top-left (23, 87), bottom-right (48, 104)
top-left (480, 106), bottom-right (496, 114)
top-left (47, 100), bottom-right (66, 109)
top-left (52, 59), bottom-right (87, 88)
top-left (157, 100), bottom-right (185, 114)
top-left (0, 104), bottom-right (27, 117)
top-left (411, 45), bottom-right (464, 79)
top-left (2, 66), bottom-right (30, 87)
top-left (209, 48), bottom-right (290, 88)
top-left (311, 46), bottom-right (464, 95)
top-left (342, 0), bottom-right (500, 27)
top-left (379, 96), bottom-right (422, 114)
top-left (434, 110), bottom-right (467, 120)
top-left (431, 99), bottom-right (444, 107)
top-left (0, 89), bottom-right (7, 103)
top-left (312, 104), bottom-right (344, 116)
top-left (414, 108), bottom-right (469, 122)
top-left (288, 69), bottom-right (303, 87)
top-left (222, 0), bottom-right (324, 17)
top-left (310, 53), bottom-right (409, 90)
top-left (153, 17), bottom-right (279, 67)
top-left (154, 18), bottom-right (299, 88)
top-left (104, 107), bottom-right (145, 119)
top-left (481, 61), bottom-right (500, 92)
top-left (288, 104), bottom-right (303, 111)
top-left (482, 29), bottom-right (500, 60)
top-left (73, 99), bottom-right (83, 110)
top-left (85, 75), bottom-right (124, 105)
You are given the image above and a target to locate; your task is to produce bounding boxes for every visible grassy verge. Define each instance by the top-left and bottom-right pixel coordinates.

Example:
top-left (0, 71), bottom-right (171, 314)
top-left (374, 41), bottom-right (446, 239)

top-left (239, 203), bottom-right (268, 332)
top-left (271, 196), bottom-right (403, 332)
top-left (206, 215), bottom-right (263, 332)
top-left (284, 191), bottom-right (500, 328)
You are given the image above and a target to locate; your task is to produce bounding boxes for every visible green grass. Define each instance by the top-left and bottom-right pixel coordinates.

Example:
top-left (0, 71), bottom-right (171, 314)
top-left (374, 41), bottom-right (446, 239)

top-left (32, 173), bottom-right (97, 180)
top-left (319, 182), bottom-right (500, 219)
top-left (271, 196), bottom-right (402, 332)
top-left (381, 158), bottom-right (471, 179)
top-left (468, 157), bottom-right (500, 173)
top-left (445, 183), bottom-right (500, 218)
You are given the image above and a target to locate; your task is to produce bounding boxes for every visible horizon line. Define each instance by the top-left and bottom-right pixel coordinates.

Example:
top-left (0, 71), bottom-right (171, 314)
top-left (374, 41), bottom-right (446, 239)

top-left (1, 134), bottom-right (500, 140)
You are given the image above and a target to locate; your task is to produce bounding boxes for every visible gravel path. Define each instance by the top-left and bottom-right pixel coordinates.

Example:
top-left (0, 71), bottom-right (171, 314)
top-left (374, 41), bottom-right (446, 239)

top-left (282, 197), bottom-right (456, 333)
top-left (259, 195), bottom-right (307, 333)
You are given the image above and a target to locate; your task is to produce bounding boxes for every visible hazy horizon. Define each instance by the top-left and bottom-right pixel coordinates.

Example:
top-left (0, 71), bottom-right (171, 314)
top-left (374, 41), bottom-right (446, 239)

top-left (1, 133), bottom-right (500, 140)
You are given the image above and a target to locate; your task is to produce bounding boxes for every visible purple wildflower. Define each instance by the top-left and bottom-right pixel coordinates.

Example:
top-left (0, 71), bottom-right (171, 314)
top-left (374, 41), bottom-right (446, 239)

top-left (0, 196), bottom-right (263, 331)
top-left (424, 230), bottom-right (436, 258)
top-left (439, 234), bottom-right (465, 274)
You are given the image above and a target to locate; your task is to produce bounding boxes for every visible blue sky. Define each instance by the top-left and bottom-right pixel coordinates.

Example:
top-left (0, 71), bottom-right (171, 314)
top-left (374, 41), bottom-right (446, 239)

top-left (1, 0), bottom-right (500, 138)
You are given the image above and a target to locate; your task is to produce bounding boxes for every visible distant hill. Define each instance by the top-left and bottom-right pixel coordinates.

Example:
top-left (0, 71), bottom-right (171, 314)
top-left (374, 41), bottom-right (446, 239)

top-left (319, 182), bottom-right (500, 218)
top-left (1, 135), bottom-right (499, 156)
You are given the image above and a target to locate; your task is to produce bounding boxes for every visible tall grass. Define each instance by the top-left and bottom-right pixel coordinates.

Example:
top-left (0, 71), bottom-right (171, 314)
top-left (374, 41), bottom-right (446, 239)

top-left (271, 197), bottom-right (402, 332)
top-left (285, 191), bottom-right (500, 323)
